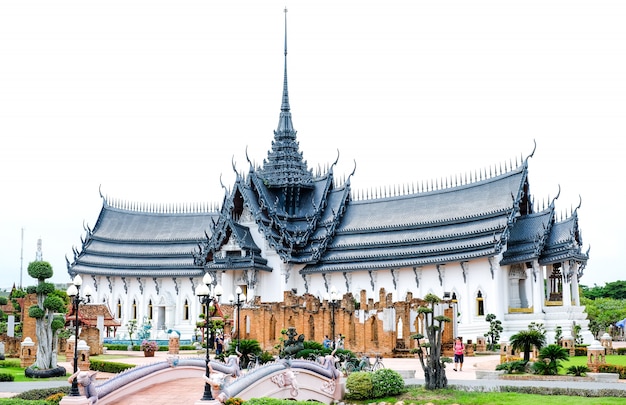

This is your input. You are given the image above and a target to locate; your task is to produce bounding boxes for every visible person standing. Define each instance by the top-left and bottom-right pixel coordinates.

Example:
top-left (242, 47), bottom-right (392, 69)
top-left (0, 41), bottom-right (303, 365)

top-left (336, 334), bottom-right (344, 349)
top-left (323, 335), bottom-right (331, 349)
top-left (453, 337), bottom-right (465, 371)
top-left (215, 334), bottom-right (224, 355)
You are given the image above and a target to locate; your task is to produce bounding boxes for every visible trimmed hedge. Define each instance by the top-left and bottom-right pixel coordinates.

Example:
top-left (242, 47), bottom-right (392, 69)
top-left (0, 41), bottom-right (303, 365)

top-left (0, 372), bottom-right (14, 381)
top-left (89, 359), bottom-right (136, 373)
top-left (245, 399), bottom-right (320, 405)
top-left (597, 363), bottom-right (626, 379)
top-left (14, 386), bottom-right (70, 401)
top-left (103, 344), bottom-right (181, 352)
top-left (0, 359), bottom-right (21, 368)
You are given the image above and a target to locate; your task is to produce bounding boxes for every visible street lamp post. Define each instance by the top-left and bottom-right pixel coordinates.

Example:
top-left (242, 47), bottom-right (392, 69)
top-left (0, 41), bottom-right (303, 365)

top-left (66, 275), bottom-right (92, 397)
top-left (195, 273), bottom-right (223, 401)
top-left (325, 286), bottom-right (340, 349)
top-left (228, 287), bottom-right (245, 352)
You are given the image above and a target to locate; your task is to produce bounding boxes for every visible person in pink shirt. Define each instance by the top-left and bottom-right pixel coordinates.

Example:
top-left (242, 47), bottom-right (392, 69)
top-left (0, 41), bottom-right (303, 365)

top-left (453, 337), bottom-right (465, 371)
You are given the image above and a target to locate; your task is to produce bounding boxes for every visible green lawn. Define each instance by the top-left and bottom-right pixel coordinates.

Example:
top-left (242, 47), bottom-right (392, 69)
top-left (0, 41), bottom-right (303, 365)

top-left (383, 386), bottom-right (626, 405)
top-left (560, 354), bottom-right (626, 374)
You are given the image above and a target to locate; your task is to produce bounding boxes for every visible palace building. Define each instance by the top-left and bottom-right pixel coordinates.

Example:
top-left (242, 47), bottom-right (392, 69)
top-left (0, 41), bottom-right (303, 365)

top-left (67, 11), bottom-right (592, 350)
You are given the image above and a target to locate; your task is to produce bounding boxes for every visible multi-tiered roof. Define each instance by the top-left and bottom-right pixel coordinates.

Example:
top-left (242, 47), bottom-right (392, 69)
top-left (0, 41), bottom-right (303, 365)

top-left (68, 11), bottom-right (588, 283)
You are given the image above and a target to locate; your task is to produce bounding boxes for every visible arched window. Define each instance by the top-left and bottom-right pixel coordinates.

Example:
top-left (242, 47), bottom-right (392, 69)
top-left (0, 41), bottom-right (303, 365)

top-left (308, 315), bottom-right (315, 342)
top-left (183, 299), bottom-right (189, 320)
top-left (148, 299), bottom-right (153, 320)
top-left (476, 290), bottom-right (485, 316)
top-left (370, 317), bottom-right (378, 343)
top-left (116, 298), bottom-right (122, 319)
top-left (132, 299), bottom-right (137, 320)
top-left (269, 315), bottom-right (277, 340)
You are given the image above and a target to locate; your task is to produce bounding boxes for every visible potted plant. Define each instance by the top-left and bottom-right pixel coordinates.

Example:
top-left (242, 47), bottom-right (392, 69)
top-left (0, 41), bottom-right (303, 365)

top-left (140, 340), bottom-right (159, 357)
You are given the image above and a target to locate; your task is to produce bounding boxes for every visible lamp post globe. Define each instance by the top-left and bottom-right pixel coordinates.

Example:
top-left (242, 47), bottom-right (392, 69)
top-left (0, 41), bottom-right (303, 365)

top-left (66, 275), bottom-right (91, 397)
top-left (196, 273), bottom-right (222, 401)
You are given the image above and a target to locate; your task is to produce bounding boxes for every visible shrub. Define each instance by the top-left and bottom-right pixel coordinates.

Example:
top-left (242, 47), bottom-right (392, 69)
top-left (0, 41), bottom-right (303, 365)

top-left (14, 386), bottom-right (70, 400)
top-left (89, 359), bottom-right (136, 373)
top-left (345, 371), bottom-right (373, 400)
top-left (224, 397), bottom-right (244, 405)
top-left (531, 344), bottom-right (568, 375)
top-left (574, 346), bottom-right (588, 356)
top-left (566, 365), bottom-right (590, 376)
top-left (303, 340), bottom-right (324, 350)
top-left (371, 368), bottom-right (405, 398)
top-left (0, 359), bottom-right (21, 368)
top-left (598, 363), bottom-right (626, 379)
top-left (495, 360), bottom-right (527, 374)
top-left (617, 347), bottom-right (626, 355)
top-left (0, 372), bottom-right (14, 381)
top-left (45, 391), bottom-right (66, 404)
top-left (245, 399), bottom-right (314, 405)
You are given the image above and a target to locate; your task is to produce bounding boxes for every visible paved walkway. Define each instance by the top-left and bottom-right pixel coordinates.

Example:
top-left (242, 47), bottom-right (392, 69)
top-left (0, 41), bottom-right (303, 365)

top-left (1, 348), bottom-right (625, 403)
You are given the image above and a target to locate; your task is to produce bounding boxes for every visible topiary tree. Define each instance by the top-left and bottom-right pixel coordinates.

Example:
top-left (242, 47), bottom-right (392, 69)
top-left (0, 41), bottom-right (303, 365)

top-left (484, 313), bottom-right (503, 351)
top-left (27, 261), bottom-right (68, 371)
top-left (411, 293), bottom-right (450, 390)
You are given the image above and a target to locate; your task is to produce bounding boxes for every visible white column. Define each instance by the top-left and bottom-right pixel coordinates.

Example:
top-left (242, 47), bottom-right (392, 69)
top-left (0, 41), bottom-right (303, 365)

top-left (563, 261), bottom-right (572, 307)
top-left (570, 262), bottom-right (581, 306)
top-left (531, 261), bottom-right (543, 314)
top-left (508, 278), bottom-right (521, 308)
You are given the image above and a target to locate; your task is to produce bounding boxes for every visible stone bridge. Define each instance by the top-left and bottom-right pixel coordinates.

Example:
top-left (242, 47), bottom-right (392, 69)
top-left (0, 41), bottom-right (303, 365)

top-left (62, 357), bottom-right (343, 405)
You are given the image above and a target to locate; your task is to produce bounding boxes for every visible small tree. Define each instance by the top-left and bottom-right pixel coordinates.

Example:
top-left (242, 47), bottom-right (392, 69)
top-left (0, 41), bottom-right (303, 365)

top-left (411, 293), bottom-right (450, 390)
top-left (484, 313), bottom-right (502, 351)
top-left (27, 261), bottom-right (68, 371)
top-left (573, 323), bottom-right (583, 345)
top-left (554, 326), bottom-right (563, 344)
top-left (126, 319), bottom-right (138, 348)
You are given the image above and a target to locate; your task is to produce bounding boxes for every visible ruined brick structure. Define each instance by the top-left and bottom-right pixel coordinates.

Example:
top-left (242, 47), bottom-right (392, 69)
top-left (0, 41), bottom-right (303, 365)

top-left (219, 289), bottom-right (455, 357)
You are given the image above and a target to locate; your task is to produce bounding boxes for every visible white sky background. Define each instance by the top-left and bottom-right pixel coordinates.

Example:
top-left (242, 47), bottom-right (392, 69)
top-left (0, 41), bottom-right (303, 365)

top-left (1, 0), bottom-right (624, 289)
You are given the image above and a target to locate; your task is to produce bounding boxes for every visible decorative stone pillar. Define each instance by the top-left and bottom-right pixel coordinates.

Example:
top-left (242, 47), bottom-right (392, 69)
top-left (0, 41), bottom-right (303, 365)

top-left (465, 339), bottom-right (474, 356)
top-left (600, 332), bottom-right (613, 354)
top-left (560, 335), bottom-right (575, 356)
top-left (20, 337), bottom-right (37, 368)
top-left (587, 340), bottom-right (605, 372)
top-left (499, 339), bottom-right (511, 363)
top-left (168, 331), bottom-right (180, 354)
top-left (75, 340), bottom-right (91, 371)
top-left (476, 336), bottom-right (486, 352)
top-left (66, 335), bottom-right (76, 360)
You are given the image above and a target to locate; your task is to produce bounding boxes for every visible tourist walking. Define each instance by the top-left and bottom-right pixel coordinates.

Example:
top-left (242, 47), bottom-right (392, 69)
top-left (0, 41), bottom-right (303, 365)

top-left (453, 337), bottom-right (464, 371)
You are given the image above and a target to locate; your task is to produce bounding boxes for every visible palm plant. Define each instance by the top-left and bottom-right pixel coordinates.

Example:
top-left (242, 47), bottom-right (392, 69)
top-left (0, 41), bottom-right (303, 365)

top-left (509, 329), bottom-right (546, 362)
top-left (532, 344), bottom-right (569, 375)
top-left (566, 364), bottom-right (590, 377)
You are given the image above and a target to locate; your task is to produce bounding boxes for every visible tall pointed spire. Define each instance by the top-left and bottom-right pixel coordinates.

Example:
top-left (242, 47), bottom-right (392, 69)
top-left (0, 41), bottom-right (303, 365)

top-left (259, 8), bottom-right (313, 190)
top-left (281, 7), bottom-right (290, 114)
top-left (277, 7), bottom-right (294, 133)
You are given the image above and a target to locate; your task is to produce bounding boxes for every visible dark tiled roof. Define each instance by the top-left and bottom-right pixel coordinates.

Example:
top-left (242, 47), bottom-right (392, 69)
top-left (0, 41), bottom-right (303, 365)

top-left (301, 165), bottom-right (527, 274)
top-left (67, 200), bottom-right (218, 278)
top-left (500, 207), bottom-right (553, 265)
top-left (539, 212), bottom-right (588, 265)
